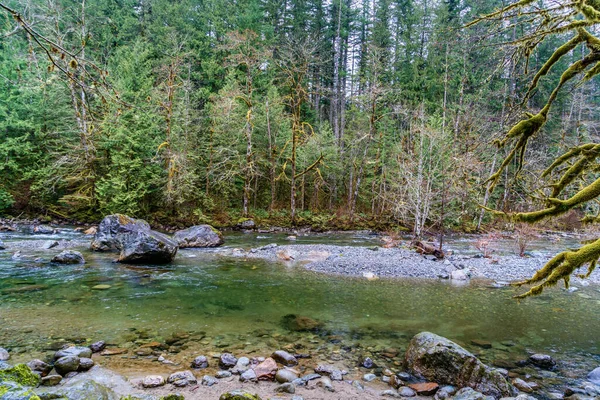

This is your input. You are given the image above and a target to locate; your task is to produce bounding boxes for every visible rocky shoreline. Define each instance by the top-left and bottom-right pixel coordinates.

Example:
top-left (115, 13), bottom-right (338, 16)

top-left (3, 331), bottom-right (599, 400)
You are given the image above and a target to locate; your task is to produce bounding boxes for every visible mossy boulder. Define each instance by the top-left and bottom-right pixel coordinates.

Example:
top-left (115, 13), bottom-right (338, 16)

top-left (219, 390), bottom-right (261, 400)
top-left (405, 332), bottom-right (516, 399)
top-left (0, 364), bottom-right (41, 387)
top-left (0, 382), bottom-right (41, 400)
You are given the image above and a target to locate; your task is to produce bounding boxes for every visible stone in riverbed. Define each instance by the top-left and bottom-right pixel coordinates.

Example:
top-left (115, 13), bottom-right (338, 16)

top-left (219, 390), bottom-right (262, 400)
top-left (240, 369), bottom-right (257, 382)
top-left (54, 346), bottom-right (92, 360)
top-left (363, 373), bottom-right (377, 382)
top-left (78, 358), bottom-right (94, 371)
top-left (173, 225), bottom-right (224, 248)
top-left (202, 375), bottom-right (218, 386)
top-left (253, 357), bottom-right (278, 381)
top-left (405, 332), bottom-right (515, 398)
top-left (359, 356), bottom-right (374, 369)
top-left (316, 376), bottom-right (334, 392)
top-left (90, 341), bottom-right (106, 353)
top-left (275, 382), bottom-right (295, 394)
top-left (51, 250), bottom-right (85, 264)
top-left (142, 375), bottom-right (166, 388)
top-left (588, 367), bottom-right (600, 385)
top-left (512, 378), bottom-right (534, 393)
top-left (41, 374), bottom-right (62, 386)
top-left (0, 239), bottom-right (5, 250)
top-left (54, 356), bottom-right (80, 376)
top-left (219, 353), bottom-right (238, 369)
top-left (27, 359), bottom-right (51, 377)
top-left (452, 387), bottom-right (493, 400)
top-left (529, 354), bottom-right (556, 370)
top-left (231, 357), bottom-right (250, 374)
top-left (216, 370), bottom-right (232, 379)
top-left (0, 347), bottom-right (9, 361)
top-left (409, 382), bottom-right (439, 395)
top-left (271, 350), bottom-right (298, 366)
top-left (33, 225), bottom-right (56, 234)
top-left (275, 369), bottom-right (298, 383)
top-left (192, 355), bottom-right (209, 369)
top-left (281, 314), bottom-right (322, 332)
top-left (168, 370), bottom-right (197, 387)
top-left (399, 386), bottom-right (417, 397)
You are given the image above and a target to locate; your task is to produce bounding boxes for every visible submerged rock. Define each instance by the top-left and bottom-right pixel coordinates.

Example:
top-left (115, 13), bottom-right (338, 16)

top-left (173, 225), bottom-right (224, 248)
top-left (91, 214), bottom-right (178, 264)
top-left (281, 314), bottom-right (322, 332)
top-left (33, 225), bottom-right (56, 234)
top-left (51, 250), bottom-right (85, 264)
top-left (405, 332), bottom-right (515, 399)
top-left (529, 354), bottom-right (556, 370)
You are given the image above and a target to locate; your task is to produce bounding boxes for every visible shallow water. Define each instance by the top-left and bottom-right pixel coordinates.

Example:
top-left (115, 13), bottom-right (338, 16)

top-left (0, 229), bottom-right (599, 390)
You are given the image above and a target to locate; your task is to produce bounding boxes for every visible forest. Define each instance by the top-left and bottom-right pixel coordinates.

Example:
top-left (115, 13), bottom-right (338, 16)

top-left (1, 0), bottom-right (599, 234)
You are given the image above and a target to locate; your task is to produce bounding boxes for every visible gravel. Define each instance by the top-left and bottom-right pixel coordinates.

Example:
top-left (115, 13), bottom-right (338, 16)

top-left (224, 243), bottom-right (600, 284)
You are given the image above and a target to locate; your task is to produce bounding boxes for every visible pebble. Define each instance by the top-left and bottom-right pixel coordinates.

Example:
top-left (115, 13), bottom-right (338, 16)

top-left (363, 373), bottom-right (377, 382)
top-left (191, 355), bottom-right (209, 369)
top-left (512, 378), bottom-right (534, 393)
top-left (90, 341), bottom-right (106, 353)
top-left (142, 375), bottom-right (166, 388)
top-left (381, 389), bottom-right (401, 398)
top-left (168, 370), bottom-right (197, 387)
top-left (0, 347), bottom-right (9, 361)
top-left (359, 356), bottom-right (374, 368)
top-left (201, 375), bottom-right (218, 386)
top-left (399, 386), bottom-right (417, 397)
top-left (219, 353), bottom-right (238, 369)
top-left (240, 369), bottom-right (257, 382)
top-left (216, 370), bottom-right (232, 379)
top-left (275, 382), bottom-right (295, 394)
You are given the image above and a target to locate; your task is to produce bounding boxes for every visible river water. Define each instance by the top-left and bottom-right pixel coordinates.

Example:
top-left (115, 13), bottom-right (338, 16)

top-left (0, 228), bottom-right (599, 392)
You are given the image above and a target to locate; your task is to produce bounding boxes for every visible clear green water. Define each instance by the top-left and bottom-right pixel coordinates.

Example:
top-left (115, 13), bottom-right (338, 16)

top-left (0, 229), bottom-right (599, 387)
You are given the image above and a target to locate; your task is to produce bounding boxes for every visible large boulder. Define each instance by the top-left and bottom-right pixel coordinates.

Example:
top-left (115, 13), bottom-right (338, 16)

top-left (173, 225), bottom-right (224, 248)
top-left (405, 332), bottom-right (515, 399)
top-left (91, 214), bottom-right (177, 264)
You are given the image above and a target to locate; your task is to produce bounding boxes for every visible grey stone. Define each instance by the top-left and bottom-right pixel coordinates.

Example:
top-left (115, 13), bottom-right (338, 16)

top-left (231, 356), bottom-right (250, 374)
top-left (399, 386), bottom-right (417, 397)
top-left (90, 341), bottom-right (106, 353)
top-left (275, 369), bottom-right (298, 383)
top-left (359, 356), bottom-right (375, 369)
top-left (173, 225), bottom-right (224, 248)
top-left (41, 374), bottom-right (63, 386)
top-left (275, 383), bottom-right (295, 394)
top-left (51, 250), bottom-right (85, 264)
top-left (192, 355), bottom-right (209, 369)
top-left (54, 355), bottom-right (80, 376)
top-left (142, 375), bottom-right (166, 388)
top-left (512, 378), bottom-right (533, 393)
top-left (240, 369), bottom-right (258, 382)
top-left (317, 376), bottom-right (334, 392)
top-left (78, 357), bottom-right (94, 371)
top-left (452, 387), bottom-right (493, 400)
top-left (219, 353), bottom-right (238, 369)
top-left (168, 370), bottom-right (197, 387)
top-left (27, 359), bottom-right (52, 377)
top-left (352, 380), bottom-right (364, 390)
top-left (0, 347), bottom-right (9, 361)
top-left (54, 346), bottom-right (92, 360)
top-left (529, 354), bottom-right (556, 370)
top-left (363, 373), bottom-right (377, 382)
top-left (587, 367), bottom-right (600, 385)
top-left (271, 350), bottom-right (298, 366)
top-left (216, 370), bottom-right (232, 379)
top-left (381, 389), bottom-right (401, 397)
top-left (405, 332), bottom-right (515, 398)
top-left (201, 375), bottom-right (218, 386)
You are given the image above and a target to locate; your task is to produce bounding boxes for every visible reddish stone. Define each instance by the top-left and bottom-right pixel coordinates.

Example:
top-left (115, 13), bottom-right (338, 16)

top-left (100, 348), bottom-right (128, 356)
top-left (252, 357), bottom-right (278, 381)
top-left (409, 382), bottom-right (439, 395)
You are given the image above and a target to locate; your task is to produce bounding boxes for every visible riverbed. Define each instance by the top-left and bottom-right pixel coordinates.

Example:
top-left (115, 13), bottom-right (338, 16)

top-left (1, 228), bottom-right (599, 398)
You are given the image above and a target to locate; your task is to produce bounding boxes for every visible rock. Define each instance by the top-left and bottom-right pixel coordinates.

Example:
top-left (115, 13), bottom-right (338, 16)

top-left (238, 219), bottom-right (256, 230)
top-left (352, 380), bottom-right (365, 390)
top-left (27, 359), bottom-right (52, 377)
top-left (359, 356), bottom-right (374, 368)
top-left (471, 340), bottom-right (492, 349)
top-left (216, 371), bottom-right (232, 379)
top-left (275, 369), bottom-right (298, 383)
top-left (399, 386), bottom-right (417, 397)
top-left (33, 225), bottom-right (56, 234)
top-left (143, 375), bottom-right (166, 388)
top-left (168, 370), bottom-right (197, 387)
top-left (51, 250), bottom-right (85, 264)
top-left (173, 225), bottom-right (224, 248)
top-left (64, 371), bottom-right (79, 378)
top-left (232, 357), bottom-right (250, 374)
top-left (54, 346), bottom-right (92, 360)
top-left (0, 239), bottom-right (4, 250)
top-left (435, 385), bottom-right (457, 400)
top-left (219, 353), bottom-right (238, 369)
top-left (281, 314), bottom-right (323, 332)
top-left (192, 355), bottom-right (209, 369)
top-left (363, 373), bottom-right (377, 382)
top-left (276, 382), bottom-right (295, 394)
top-left (219, 389), bottom-right (262, 400)
top-left (291, 396), bottom-right (304, 400)
top-left (316, 376), bottom-right (334, 392)
top-left (0, 347), bottom-right (9, 361)
top-left (240, 369), bottom-right (258, 382)
top-left (452, 387), bottom-right (492, 400)
top-left (91, 214), bottom-right (178, 264)
top-left (409, 382), bottom-right (439, 395)
top-left (83, 227), bottom-right (97, 235)
top-left (390, 374), bottom-right (405, 389)
top-left (100, 347), bottom-right (128, 356)
top-left (512, 378), bottom-right (534, 393)
top-left (41, 374), bottom-right (63, 386)
top-left (253, 357), bottom-right (278, 381)
top-left (92, 284), bottom-right (111, 290)
top-left (42, 240), bottom-right (60, 249)
top-left (271, 350), bottom-right (298, 367)
top-left (405, 332), bottom-right (515, 398)
top-left (54, 356), bottom-right (80, 376)
top-left (381, 389), bottom-right (401, 397)
top-left (587, 367), bottom-right (600, 385)
top-left (90, 341), bottom-right (106, 353)
top-left (0, 363), bottom-right (41, 386)
top-left (202, 375), bottom-right (218, 387)
top-left (78, 358), bottom-right (94, 371)
top-left (529, 354), bottom-right (556, 370)
top-left (450, 269), bottom-right (469, 280)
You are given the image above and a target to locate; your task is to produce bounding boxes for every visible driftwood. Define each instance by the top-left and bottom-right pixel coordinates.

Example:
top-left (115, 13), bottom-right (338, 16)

top-left (412, 240), bottom-right (444, 259)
